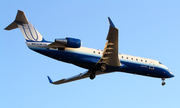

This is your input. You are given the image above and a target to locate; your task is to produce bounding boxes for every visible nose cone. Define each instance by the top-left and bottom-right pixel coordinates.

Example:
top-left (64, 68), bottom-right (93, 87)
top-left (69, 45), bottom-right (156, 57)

top-left (168, 71), bottom-right (175, 78)
top-left (169, 74), bottom-right (174, 78)
top-left (170, 74), bottom-right (175, 78)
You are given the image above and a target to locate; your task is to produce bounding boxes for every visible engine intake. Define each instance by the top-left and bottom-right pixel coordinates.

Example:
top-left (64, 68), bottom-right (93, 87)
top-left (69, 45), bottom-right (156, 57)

top-left (55, 37), bottom-right (81, 48)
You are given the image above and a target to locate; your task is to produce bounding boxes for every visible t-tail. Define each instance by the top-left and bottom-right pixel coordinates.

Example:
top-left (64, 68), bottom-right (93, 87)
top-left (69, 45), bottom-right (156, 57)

top-left (5, 10), bottom-right (47, 42)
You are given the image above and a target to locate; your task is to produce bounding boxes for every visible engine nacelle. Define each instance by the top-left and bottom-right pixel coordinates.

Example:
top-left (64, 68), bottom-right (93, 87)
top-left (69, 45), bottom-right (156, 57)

top-left (55, 37), bottom-right (81, 48)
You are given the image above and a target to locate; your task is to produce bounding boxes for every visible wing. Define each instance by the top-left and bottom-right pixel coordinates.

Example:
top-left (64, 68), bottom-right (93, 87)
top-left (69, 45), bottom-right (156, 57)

top-left (96, 17), bottom-right (121, 67)
top-left (47, 70), bottom-right (111, 85)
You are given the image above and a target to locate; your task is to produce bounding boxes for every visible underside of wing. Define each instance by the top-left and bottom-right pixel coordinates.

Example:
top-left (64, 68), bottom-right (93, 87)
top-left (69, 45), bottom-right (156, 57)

top-left (96, 17), bottom-right (121, 68)
top-left (47, 70), bottom-right (112, 85)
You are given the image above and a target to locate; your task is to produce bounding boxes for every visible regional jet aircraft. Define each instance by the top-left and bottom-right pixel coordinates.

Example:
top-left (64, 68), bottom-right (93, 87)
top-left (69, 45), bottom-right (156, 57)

top-left (5, 10), bottom-right (174, 86)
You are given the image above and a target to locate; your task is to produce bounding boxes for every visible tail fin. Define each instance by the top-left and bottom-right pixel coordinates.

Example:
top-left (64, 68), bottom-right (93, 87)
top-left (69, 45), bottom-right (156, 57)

top-left (5, 10), bottom-right (46, 42)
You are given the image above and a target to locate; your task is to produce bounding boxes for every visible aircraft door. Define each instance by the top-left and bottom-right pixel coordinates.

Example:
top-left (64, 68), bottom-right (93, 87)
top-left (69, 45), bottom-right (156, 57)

top-left (149, 62), bottom-right (154, 70)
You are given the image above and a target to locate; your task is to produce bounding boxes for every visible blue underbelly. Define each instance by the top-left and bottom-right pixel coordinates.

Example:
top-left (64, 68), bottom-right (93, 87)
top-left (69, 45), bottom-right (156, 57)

top-left (30, 47), bottom-right (171, 78)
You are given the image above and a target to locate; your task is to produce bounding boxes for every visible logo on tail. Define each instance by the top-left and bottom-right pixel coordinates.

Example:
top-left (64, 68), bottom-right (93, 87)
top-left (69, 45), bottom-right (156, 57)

top-left (18, 23), bottom-right (43, 42)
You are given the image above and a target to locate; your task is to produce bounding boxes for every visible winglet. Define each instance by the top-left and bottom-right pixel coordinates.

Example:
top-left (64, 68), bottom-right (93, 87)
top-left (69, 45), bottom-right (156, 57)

top-left (47, 76), bottom-right (53, 83)
top-left (108, 17), bottom-right (115, 28)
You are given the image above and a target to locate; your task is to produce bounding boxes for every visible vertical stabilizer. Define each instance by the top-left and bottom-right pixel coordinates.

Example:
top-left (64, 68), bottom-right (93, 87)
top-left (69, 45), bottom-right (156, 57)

top-left (5, 10), bottom-right (46, 42)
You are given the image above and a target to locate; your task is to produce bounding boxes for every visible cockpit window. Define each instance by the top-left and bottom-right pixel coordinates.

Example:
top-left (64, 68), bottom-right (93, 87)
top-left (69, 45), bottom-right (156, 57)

top-left (159, 62), bottom-right (162, 64)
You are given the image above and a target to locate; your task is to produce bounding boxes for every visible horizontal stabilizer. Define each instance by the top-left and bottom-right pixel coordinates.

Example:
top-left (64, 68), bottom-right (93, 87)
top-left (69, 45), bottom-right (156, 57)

top-left (5, 10), bottom-right (46, 42)
top-left (4, 10), bottom-right (28, 30)
top-left (4, 22), bottom-right (18, 30)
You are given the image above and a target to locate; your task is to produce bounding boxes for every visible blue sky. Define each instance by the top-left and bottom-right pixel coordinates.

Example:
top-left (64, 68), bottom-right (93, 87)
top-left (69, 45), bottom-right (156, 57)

top-left (1, 0), bottom-right (180, 108)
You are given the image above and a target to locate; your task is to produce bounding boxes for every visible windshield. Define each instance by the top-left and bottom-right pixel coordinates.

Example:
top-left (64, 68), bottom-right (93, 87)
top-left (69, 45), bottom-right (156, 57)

top-left (159, 62), bottom-right (163, 64)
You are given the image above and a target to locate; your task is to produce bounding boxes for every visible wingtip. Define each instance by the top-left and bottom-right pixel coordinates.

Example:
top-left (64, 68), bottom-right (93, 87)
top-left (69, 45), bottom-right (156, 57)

top-left (47, 76), bottom-right (53, 83)
top-left (108, 17), bottom-right (115, 28)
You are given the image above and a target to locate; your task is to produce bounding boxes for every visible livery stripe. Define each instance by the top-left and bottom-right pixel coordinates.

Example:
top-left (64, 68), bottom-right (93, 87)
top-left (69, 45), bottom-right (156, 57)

top-left (27, 24), bottom-right (36, 41)
top-left (21, 24), bottom-right (31, 40)
top-left (33, 27), bottom-right (38, 40)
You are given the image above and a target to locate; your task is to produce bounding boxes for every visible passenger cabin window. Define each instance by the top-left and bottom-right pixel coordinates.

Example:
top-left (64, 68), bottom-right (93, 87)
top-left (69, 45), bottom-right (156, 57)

top-left (131, 58), bottom-right (133, 60)
top-left (98, 52), bottom-right (100, 54)
top-left (136, 59), bottom-right (138, 61)
top-left (127, 57), bottom-right (128, 59)
top-left (93, 51), bottom-right (95, 53)
top-left (122, 56), bottom-right (123, 58)
top-left (145, 60), bottom-right (147, 62)
top-left (141, 60), bottom-right (143, 62)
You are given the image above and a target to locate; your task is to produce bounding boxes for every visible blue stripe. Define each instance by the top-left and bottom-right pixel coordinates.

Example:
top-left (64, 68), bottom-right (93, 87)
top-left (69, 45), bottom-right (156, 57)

top-left (33, 27), bottom-right (38, 41)
top-left (21, 23), bottom-right (31, 40)
top-left (26, 39), bottom-right (52, 42)
top-left (29, 47), bottom-right (173, 78)
top-left (27, 24), bottom-right (36, 41)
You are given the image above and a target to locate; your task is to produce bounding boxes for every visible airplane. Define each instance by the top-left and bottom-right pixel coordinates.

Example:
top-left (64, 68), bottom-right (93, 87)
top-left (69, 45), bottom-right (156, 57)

top-left (5, 10), bottom-right (174, 86)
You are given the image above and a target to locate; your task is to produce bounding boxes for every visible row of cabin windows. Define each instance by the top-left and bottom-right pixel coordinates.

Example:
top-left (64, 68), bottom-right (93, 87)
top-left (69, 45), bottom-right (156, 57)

top-left (93, 51), bottom-right (148, 63)
top-left (122, 56), bottom-right (147, 62)
top-left (93, 51), bottom-right (101, 54)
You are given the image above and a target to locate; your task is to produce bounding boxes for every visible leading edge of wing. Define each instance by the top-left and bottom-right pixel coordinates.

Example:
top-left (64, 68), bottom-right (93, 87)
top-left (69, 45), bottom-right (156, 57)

top-left (47, 71), bottom-right (90, 85)
top-left (47, 70), bottom-right (112, 85)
